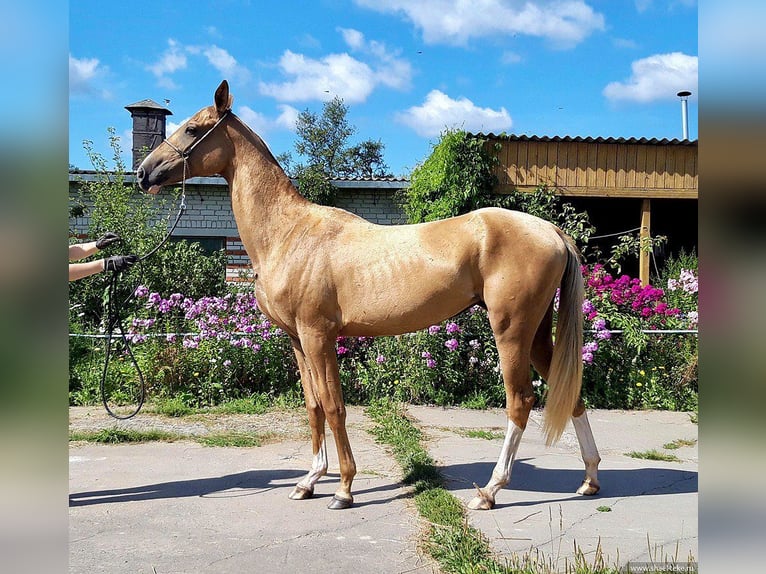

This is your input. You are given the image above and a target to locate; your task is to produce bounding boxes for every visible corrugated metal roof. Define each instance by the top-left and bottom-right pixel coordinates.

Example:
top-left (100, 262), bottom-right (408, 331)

top-left (68, 171), bottom-right (410, 187)
top-left (473, 133), bottom-right (697, 146)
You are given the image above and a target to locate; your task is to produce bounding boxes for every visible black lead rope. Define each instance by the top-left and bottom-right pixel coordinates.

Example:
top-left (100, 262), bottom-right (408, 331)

top-left (100, 191), bottom-right (187, 420)
top-left (99, 110), bottom-right (228, 419)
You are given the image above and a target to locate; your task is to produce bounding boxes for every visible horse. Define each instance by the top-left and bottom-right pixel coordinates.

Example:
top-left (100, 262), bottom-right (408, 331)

top-left (136, 80), bottom-right (601, 511)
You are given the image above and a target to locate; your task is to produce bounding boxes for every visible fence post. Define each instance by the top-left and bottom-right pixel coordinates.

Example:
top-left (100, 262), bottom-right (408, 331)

top-left (639, 198), bottom-right (651, 286)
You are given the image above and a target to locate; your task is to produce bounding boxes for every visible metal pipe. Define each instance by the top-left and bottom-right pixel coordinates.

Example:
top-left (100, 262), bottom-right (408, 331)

top-left (677, 90), bottom-right (691, 140)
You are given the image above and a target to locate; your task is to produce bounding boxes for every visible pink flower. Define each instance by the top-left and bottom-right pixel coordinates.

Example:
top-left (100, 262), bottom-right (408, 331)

top-left (445, 322), bottom-right (461, 334)
top-left (337, 346), bottom-right (349, 356)
top-left (445, 338), bottom-right (459, 351)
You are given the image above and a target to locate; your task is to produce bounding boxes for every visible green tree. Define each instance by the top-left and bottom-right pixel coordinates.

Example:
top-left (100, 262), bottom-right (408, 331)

top-left (278, 97), bottom-right (391, 205)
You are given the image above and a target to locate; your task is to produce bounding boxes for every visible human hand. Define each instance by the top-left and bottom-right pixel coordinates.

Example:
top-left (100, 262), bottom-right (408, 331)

top-left (103, 254), bottom-right (138, 272)
top-left (96, 232), bottom-right (121, 250)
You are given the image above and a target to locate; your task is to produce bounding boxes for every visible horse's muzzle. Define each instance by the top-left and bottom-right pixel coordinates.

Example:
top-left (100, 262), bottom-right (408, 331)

top-left (135, 165), bottom-right (161, 194)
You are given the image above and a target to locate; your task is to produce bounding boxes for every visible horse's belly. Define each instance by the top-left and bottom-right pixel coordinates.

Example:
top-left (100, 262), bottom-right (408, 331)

top-left (338, 281), bottom-right (477, 337)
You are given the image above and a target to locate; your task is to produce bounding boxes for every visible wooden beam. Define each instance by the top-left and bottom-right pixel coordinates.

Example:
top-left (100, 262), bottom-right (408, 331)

top-left (493, 184), bottom-right (698, 199)
top-left (639, 199), bottom-right (651, 286)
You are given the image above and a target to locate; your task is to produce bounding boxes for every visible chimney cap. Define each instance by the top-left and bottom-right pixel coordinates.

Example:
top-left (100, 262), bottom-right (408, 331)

top-left (124, 99), bottom-right (173, 115)
top-left (676, 90), bottom-right (692, 98)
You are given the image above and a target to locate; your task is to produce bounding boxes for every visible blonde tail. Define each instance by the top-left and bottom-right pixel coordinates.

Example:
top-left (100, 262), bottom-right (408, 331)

top-left (542, 235), bottom-right (584, 446)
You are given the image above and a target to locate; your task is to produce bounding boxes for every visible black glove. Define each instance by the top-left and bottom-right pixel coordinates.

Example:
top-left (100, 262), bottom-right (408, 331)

top-left (104, 255), bottom-right (138, 273)
top-left (96, 232), bottom-right (121, 250)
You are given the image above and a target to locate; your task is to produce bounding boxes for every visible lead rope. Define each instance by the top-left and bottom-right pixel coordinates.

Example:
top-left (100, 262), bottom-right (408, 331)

top-left (100, 167), bottom-right (188, 419)
top-left (99, 110), bottom-right (229, 419)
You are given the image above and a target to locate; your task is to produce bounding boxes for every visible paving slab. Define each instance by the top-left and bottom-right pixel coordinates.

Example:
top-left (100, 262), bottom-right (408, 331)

top-left (69, 407), bottom-right (434, 574)
top-left (407, 406), bottom-right (698, 570)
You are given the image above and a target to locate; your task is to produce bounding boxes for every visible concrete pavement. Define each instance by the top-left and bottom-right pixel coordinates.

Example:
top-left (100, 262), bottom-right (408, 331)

top-left (69, 406), bottom-right (697, 573)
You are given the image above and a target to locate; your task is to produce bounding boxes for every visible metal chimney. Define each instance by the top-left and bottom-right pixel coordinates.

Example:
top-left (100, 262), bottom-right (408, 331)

top-left (677, 90), bottom-right (691, 140)
top-left (125, 99), bottom-right (173, 169)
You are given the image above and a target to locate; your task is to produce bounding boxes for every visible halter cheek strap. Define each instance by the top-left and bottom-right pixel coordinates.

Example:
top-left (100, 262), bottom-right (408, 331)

top-left (163, 109), bottom-right (231, 159)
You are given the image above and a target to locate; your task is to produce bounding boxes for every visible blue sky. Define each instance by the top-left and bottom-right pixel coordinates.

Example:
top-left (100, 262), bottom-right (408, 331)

top-left (69, 0), bottom-right (698, 176)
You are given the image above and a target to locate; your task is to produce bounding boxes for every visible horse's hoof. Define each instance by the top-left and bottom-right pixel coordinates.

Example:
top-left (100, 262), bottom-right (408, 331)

top-left (288, 485), bottom-right (314, 500)
top-left (576, 479), bottom-right (600, 496)
top-left (327, 495), bottom-right (353, 510)
top-left (467, 495), bottom-right (494, 510)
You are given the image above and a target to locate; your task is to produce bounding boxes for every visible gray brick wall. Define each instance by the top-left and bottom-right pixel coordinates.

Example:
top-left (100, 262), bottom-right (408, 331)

top-left (70, 178), bottom-right (407, 281)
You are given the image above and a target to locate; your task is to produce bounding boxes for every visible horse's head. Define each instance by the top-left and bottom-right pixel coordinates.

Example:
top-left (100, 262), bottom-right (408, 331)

top-left (136, 80), bottom-right (234, 194)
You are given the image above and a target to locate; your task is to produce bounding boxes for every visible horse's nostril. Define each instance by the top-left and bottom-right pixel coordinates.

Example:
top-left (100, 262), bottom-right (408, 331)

top-left (136, 166), bottom-right (145, 180)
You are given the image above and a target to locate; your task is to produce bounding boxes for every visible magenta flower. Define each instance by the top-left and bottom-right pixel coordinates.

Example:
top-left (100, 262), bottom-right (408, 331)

top-left (428, 325), bottom-right (441, 335)
top-left (421, 351), bottom-right (431, 359)
top-left (337, 346), bottom-right (349, 356)
top-left (426, 358), bottom-right (437, 368)
top-left (445, 338), bottom-right (459, 351)
top-left (376, 354), bottom-right (386, 364)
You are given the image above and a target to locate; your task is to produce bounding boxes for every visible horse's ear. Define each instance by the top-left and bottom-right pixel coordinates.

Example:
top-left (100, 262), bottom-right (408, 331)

top-left (214, 80), bottom-right (232, 114)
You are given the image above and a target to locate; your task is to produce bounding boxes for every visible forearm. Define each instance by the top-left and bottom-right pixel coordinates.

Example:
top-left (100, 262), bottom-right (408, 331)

top-left (68, 259), bottom-right (104, 281)
top-left (69, 241), bottom-right (100, 261)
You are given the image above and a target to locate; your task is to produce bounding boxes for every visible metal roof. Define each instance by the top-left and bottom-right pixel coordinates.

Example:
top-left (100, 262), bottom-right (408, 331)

top-left (68, 171), bottom-right (410, 188)
top-left (473, 133), bottom-right (697, 146)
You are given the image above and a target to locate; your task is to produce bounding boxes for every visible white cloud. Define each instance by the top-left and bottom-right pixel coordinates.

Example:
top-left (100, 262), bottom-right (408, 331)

top-left (500, 50), bottom-right (523, 64)
top-left (339, 27), bottom-right (365, 50)
top-left (203, 45), bottom-right (250, 82)
top-left (354, 0), bottom-right (604, 48)
top-left (69, 54), bottom-right (111, 97)
top-left (147, 39), bottom-right (187, 89)
top-left (166, 116), bottom-right (190, 137)
top-left (396, 89), bottom-right (512, 137)
top-left (259, 51), bottom-right (376, 103)
top-left (237, 104), bottom-right (300, 134)
top-left (259, 31), bottom-right (412, 103)
top-left (603, 52), bottom-right (698, 103)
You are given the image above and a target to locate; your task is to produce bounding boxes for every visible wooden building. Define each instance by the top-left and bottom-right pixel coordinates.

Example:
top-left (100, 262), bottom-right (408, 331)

top-left (483, 134), bottom-right (698, 284)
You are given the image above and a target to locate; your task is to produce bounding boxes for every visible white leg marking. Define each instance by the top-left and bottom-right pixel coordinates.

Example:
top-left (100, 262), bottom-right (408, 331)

top-left (299, 439), bottom-right (328, 490)
top-left (572, 411), bottom-right (601, 494)
top-left (484, 420), bottom-right (525, 498)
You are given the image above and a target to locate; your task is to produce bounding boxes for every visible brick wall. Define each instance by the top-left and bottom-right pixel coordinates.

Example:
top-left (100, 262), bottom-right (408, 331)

top-left (69, 177), bottom-right (407, 282)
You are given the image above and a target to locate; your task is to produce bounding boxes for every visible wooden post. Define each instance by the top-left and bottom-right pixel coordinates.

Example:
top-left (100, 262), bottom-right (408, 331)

top-left (639, 199), bottom-right (651, 286)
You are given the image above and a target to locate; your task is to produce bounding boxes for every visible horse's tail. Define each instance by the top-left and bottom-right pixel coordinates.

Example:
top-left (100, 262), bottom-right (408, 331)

top-left (542, 233), bottom-right (584, 446)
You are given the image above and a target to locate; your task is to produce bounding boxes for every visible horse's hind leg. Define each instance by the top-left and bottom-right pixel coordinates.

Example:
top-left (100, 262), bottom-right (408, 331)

top-left (530, 309), bottom-right (600, 496)
top-left (468, 310), bottom-right (535, 511)
top-left (289, 341), bottom-right (328, 500)
top-left (571, 399), bottom-right (601, 495)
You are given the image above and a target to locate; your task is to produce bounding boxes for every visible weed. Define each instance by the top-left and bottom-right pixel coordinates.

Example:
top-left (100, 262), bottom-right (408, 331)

top-left (663, 439), bottom-right (697, 450)
top-left (197, 432), bottom-right (267, 448)
top-left (459, 428), bottom-right (505, 441)
top-left (626, 449), bottom-right (681, 462)
top-left (69, 428), bottom-right (180, 443)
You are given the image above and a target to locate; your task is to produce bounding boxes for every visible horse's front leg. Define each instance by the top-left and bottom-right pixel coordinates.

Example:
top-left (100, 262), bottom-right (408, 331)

top-left (301, 334), bottom-right (356, 510)
top-left (288, 341), bottom-right (328, 500)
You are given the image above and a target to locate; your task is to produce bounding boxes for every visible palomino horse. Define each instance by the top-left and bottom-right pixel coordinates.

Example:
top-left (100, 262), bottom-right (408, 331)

top-left (137, 80), bottom-right (601, 510)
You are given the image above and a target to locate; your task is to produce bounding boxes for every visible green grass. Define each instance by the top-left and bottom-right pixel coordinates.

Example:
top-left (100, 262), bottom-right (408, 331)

top-left (365, 398), bottom-right (624, 574)
top-left (69, 428), bottom-right (181, 443)
top-left (459, 428), bottom-right (505, 441)
top-left (197, 432), bottom-right (268, 447)
top-left (70, 428), bottom-right (271, 448)
top-left (597, 505), bottom-right (612, 512)
top-left (662, 438), bottom-right (697, 450)
top-left (626, 449), bottom-right (681, 462)
top-left (149, 397), bottom-right (194, 417)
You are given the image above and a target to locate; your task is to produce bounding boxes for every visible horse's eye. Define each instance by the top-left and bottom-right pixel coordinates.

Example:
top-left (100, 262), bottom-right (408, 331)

top-left (185, 125), bottom-right (198, 136)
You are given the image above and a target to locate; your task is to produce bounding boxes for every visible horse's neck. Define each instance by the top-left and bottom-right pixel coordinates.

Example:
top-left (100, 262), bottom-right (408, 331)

top-left (225, 125), bottom-right (312, 267)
